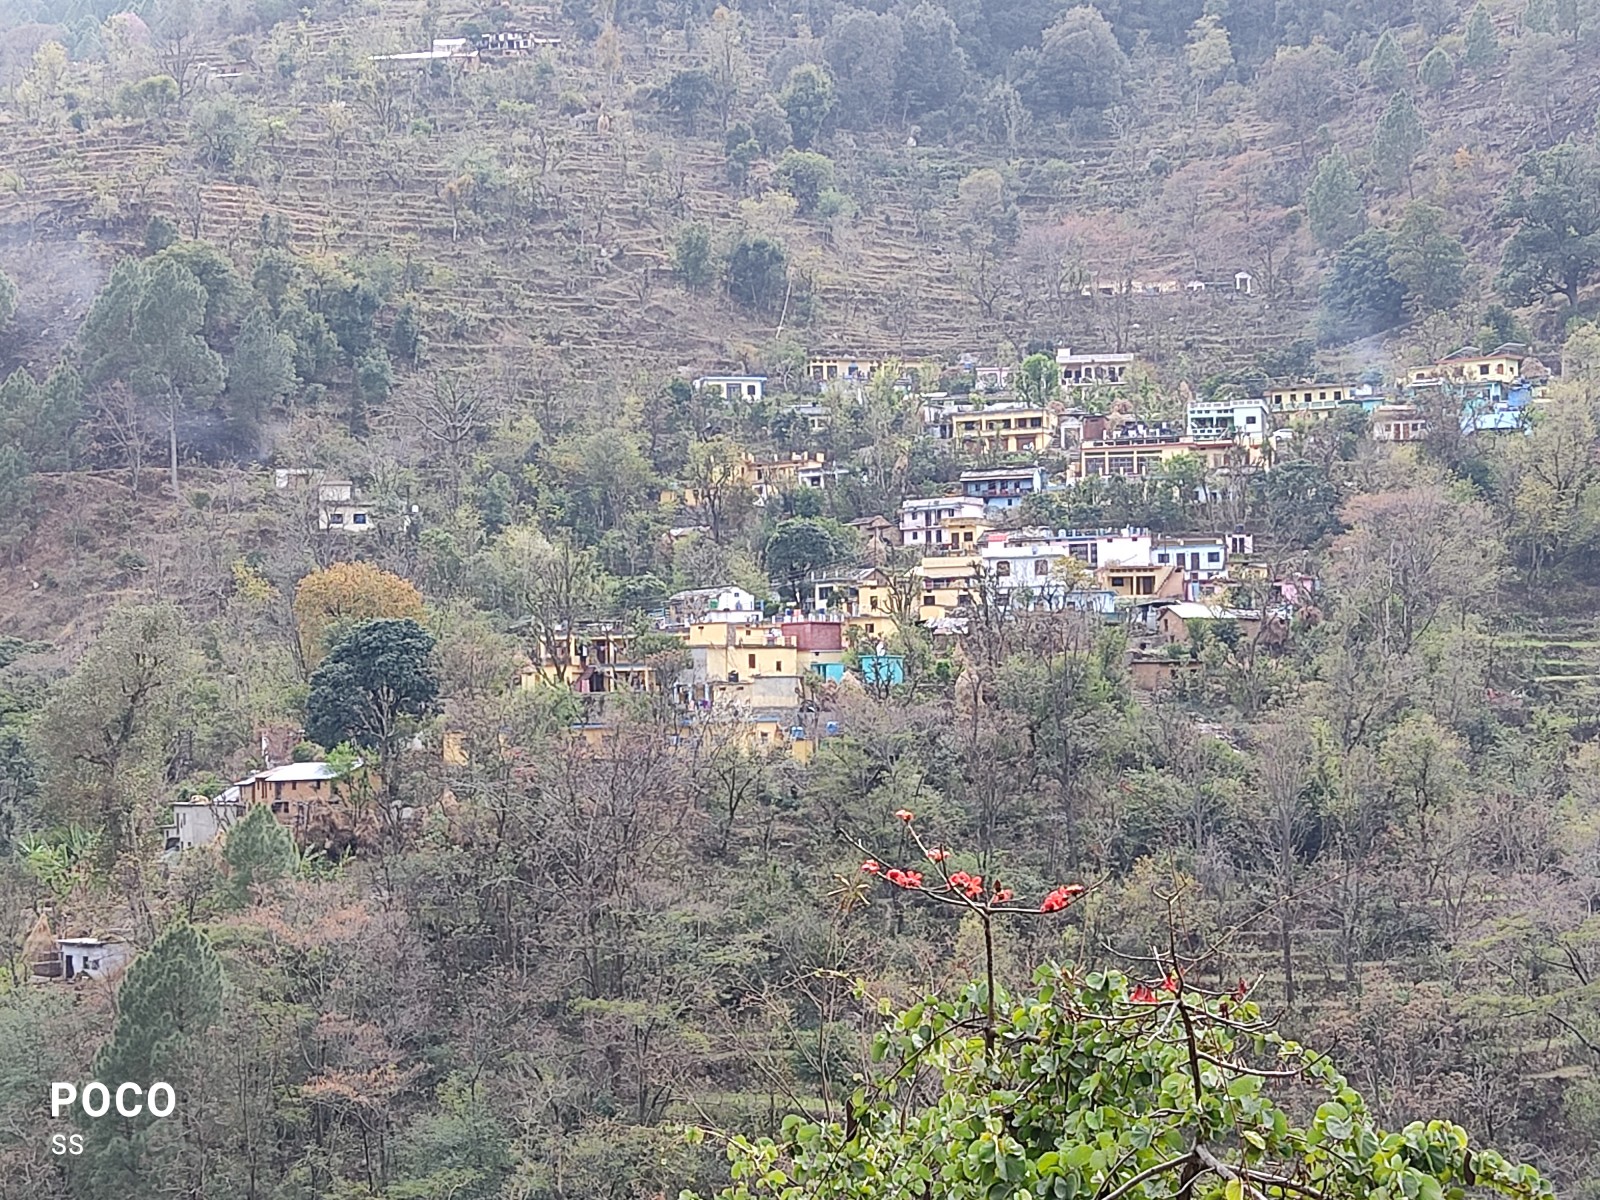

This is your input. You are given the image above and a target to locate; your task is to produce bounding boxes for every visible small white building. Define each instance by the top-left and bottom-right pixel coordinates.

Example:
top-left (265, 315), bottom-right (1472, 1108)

top-left (317, 481), bottom-right (375, 533)
top-left (898, 496), bottom-right (987, 547)
top-left (164, 787), bottom-right (245, 852)
top-left (694, 374), bottom-right (767, 402)
top-left (54, 938), bottom-right (133, 982)
top-left (1186, 398), bottom-right (1269, 446)
top-left (667, 586), bottom-right (762, 625)
top-left (1056, 348), bottom-right (1135, 388)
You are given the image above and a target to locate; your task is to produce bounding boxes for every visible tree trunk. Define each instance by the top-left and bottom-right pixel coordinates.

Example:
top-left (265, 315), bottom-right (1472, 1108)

top-left (168, 394), bottom-right (180, 500)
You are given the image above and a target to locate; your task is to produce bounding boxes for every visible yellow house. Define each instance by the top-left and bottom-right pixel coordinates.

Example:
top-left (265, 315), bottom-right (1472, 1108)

top-left (945, 404), bottom-right (1060, 455)
top-left (1267, 382), bottom-right (1362, 416)
top-left (1407, 344), bottom-right (1525, 386)
top-left (1079, 437), bottom-right (1237, 478)
top-left (916, 553), bottom-right (981, 620)
top-left (943, 511), bottom-right (991, 549)
top-left (808, 354), bottom-right (883, 383)
top-left (522, 629), bottom-right (660, 694)
top-left (1098, 563), bottom-right (1183, 599)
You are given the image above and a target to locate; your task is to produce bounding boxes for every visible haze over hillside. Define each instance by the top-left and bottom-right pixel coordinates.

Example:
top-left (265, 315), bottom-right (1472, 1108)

top-left (2, 2), bottom-right (1600, 1200)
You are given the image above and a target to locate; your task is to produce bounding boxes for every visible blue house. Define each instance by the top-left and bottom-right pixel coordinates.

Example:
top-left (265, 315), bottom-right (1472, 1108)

top-left (959, 466), bottom-right (1049, 510)
top-left (858, 655), bottom-right (906, 686)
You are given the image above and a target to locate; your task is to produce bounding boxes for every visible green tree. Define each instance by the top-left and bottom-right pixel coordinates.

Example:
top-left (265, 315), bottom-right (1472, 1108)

top-left (778, 64), bottom-right (834, 150)
top-left (775, 151), bottom-right (835, 214)
top-left (225, 307), bottom-right (295, 439)
top-left (824, 11), bottom-right (904, 128)
top-left (1389, 203), bottom-right (1468, 314)
top-left (1323, 228), bottom-right (1406, 338)
top-left (898, 4), bottom-right (966, 119)
top-left (762, 517), bottom-right (859, 598)
top-left (725, 234), bottom-right (789, 315)
top-left (1363, 29), bottom-right (1408, 90)
top-left (0, 364), bottom-right (83, 471)
top-left (1418, 45), bottom-right (1456, 91)
top-left (1305, 148), bottom-right (1366, 249)
top-left (1015, 353), bottom-right (1061, 406)
top-left (1496, 140), bottom-right (1600, 306)
top-left (220, 802), bottom-right (296, 907)
top-left (1370, 91), bottom-right (1426, 195)
top-left (81, 922), bottom-right (223, 1194)
top-left (692, 966), bottom-right (1552, 1200)
top-left (0, 270), bottom-right (16, 335)
top-left (80, 259), bottom-right (226, 496)
top-left (1253, 459), bottom-right (1343, 548)
top-left (1016, 8), bottom-right (1127, 116)
top-left (305, 619), bottom-right (439, 800)
top-left (1185, 14), bottom-right (1234, 110)
top-left (32, 604), bottom-right (193, 855)
top-left (153, 240), bottom-right (248, 339)
top-left (1464, 3), bottom-right (1500, 68)
top-left (674, 224), bottom-right (715, 286)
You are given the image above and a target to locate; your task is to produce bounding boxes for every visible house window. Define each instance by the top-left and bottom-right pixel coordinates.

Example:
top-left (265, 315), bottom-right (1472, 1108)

top-left (995, 561), bottom-right (1012, 576)
top-left (328, 512), bottom-right (345, 524)
top-left (1208, 552), bottom-right (1221, 563)
top-left (748, 654), bottom-right (756, 669)
top-left (1137, 576), bottom-right (1155, 596)
top-left (923, 594), bottom-right (935, 606)
top-left (1110, 576), bottom-right (1128, 587)
top-left (1333, 390), bottom-right (1343, 400)
top-left (1034, 560), bottom-right (1049, 576)
top-left (1245, 415), bottom-right (1257, 425)
top-left (774, 660), bottom-right (782, 672)
top-left (869, 596), bottom-right (880, 610)
top-left (865, 623), bottom-right (875, 633)
top-left (1156, 553), bottom-right (1169, 564)
top-left (353, 513), bottom-right (368, 525)
top-left (1479, 364), bottom-right (1489, 376)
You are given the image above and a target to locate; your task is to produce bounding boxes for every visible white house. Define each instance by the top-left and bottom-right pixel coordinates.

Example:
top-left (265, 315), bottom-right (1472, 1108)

top-left (694, 374), bottom-right (767, 402)
top-left (899, 496), bottom-right (987, 547)
top-left (667, 586), bottom-right (761, 625)
top-left (1153, 535), bottom-right (1229, 600)
top-left (960, 466), bottom-right (1049, 509)
top-left (1186, 398), bottom-right (1269, 446)
top-left (1056, 348), bottom-right (1134, 388)
top-left (977, 535), bottom-right (1118, 612)
top-left (53, 937), bottom-right (133, 982)
top-left (164, 787), bottom-right (245, 852)
top-left (317, 481), bottom-right (375, 533)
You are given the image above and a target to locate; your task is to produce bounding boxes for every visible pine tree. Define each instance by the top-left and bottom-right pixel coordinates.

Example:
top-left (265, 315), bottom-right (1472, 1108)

top-left (1371, 91), bottom-right (1426, 195)
top-left (1305, 149), bottom-right (1367, 249)
top-left (80, 922), bottom-right (223, 1197)
top-left (1464, 3), bottom-right (1500, 68)
top-left (1363, 29), bottom-right (1408, 90)
top-left (1389, 202), bottom-right (1469, 314)
top-left (224, 306), bottom-right (295, 440)
top-left (1418, 45), bottom-right (1456, 92)
top-left (221, 803), bottom-right (296, 907)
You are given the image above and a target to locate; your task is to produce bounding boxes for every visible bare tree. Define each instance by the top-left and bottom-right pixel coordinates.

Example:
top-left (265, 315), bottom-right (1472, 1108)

top-left (395, 373), bottom-right (500, 504)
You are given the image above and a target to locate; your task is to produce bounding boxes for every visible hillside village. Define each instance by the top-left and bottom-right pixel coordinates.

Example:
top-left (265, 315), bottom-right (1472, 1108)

top-left (5, 0), bottom-right (1600, 1197)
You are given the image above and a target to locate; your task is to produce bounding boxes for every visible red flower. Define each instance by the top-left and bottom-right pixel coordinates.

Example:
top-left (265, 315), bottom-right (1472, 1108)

top-left (894, 809), bottom-right (915, 822)
top-left (994, 888), bottom-right (1014, 903)
top-left (885, 868), bottom-right (906, 885)
top-left (1161, 974), bottom-right (1179, 993)
top-left (1130, 983), bottom-right (1159, 1003)
top-left (904, 870), bottom-right (923, 887)
top-left (949, 871), bottom-right (971, 889)
top-left (927, 848), bottom-right (948, 863)
top-left (1040, 884), bottom-right (1086, 913)
top-left (861, 860), bottom-right (881, 874)
top-left (1234, 977), bottom-right (1250, 1001)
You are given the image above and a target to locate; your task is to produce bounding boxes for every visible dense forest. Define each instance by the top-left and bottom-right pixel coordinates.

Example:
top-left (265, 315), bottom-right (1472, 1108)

top-left (1, 0), bottom-right (1600, 1198)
